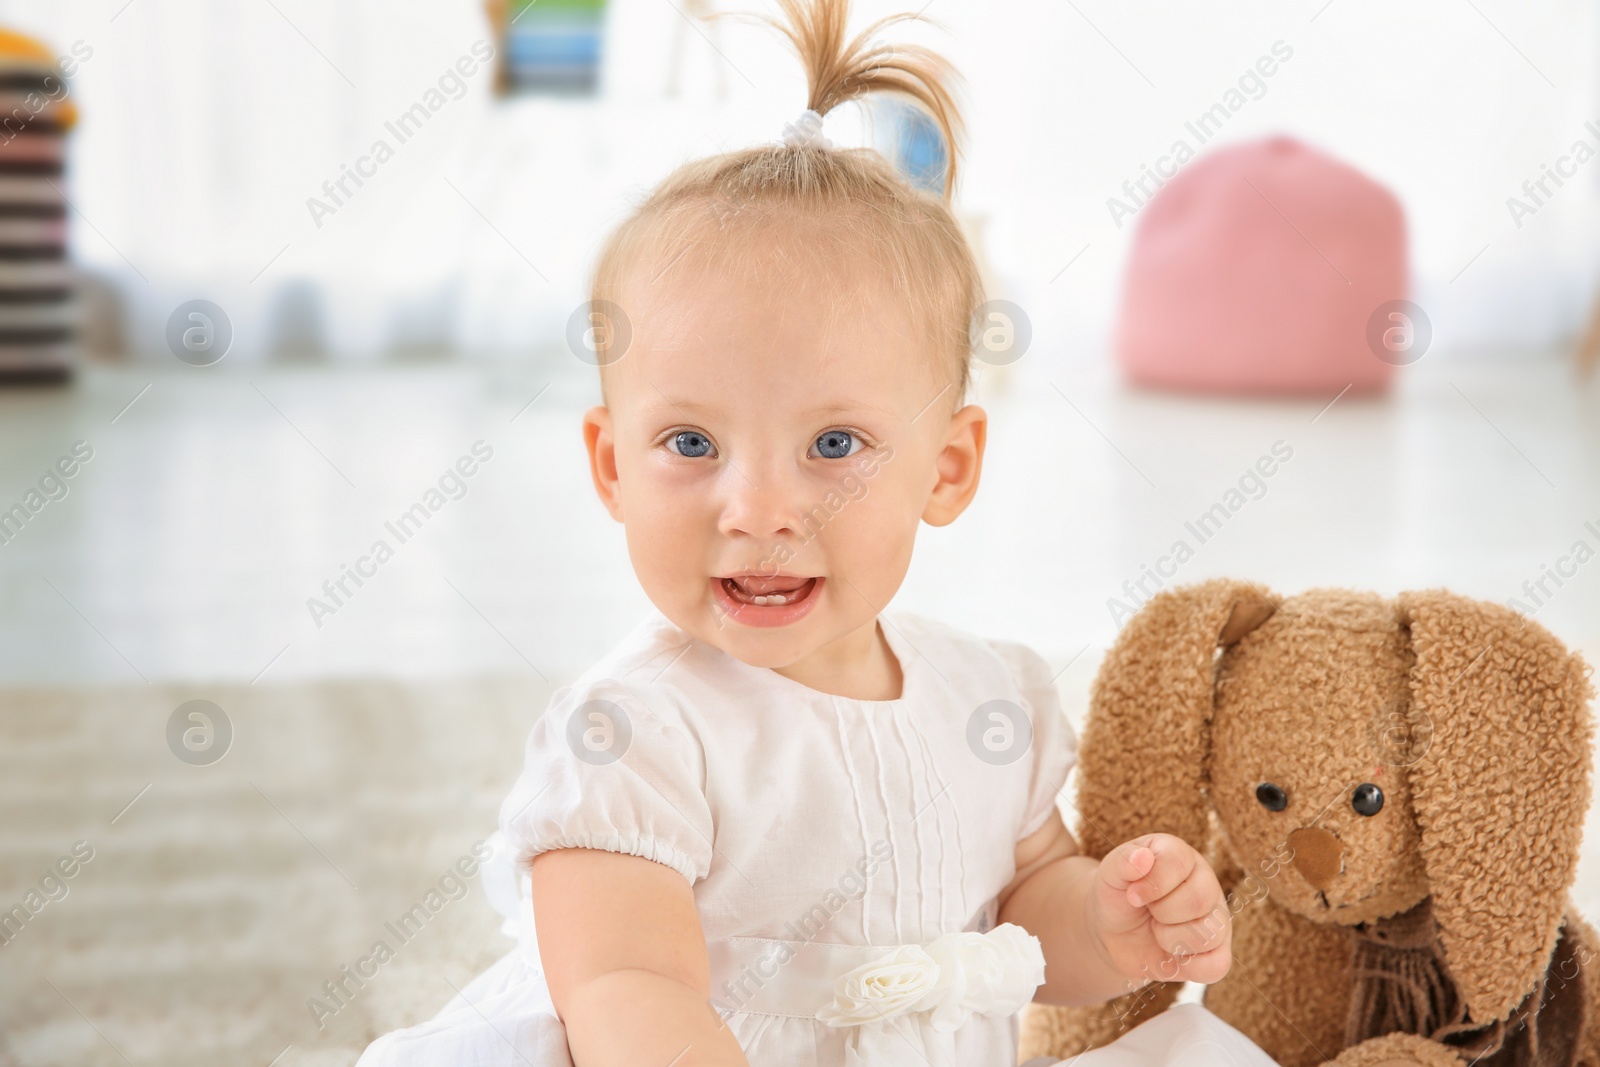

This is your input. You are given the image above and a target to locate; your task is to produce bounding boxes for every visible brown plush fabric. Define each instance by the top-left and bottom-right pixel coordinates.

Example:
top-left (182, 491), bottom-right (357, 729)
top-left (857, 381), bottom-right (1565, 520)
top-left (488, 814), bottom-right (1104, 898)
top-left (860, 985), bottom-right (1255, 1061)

top-left (1347, 896), bottom-right (1586, 1065)
top-left (1398, 591), bottom-right (1594, 1025)
top-left (1019, 581), bottom-right (1598, 1067)
top-left (1067, 580), bottom-right (1276, 861)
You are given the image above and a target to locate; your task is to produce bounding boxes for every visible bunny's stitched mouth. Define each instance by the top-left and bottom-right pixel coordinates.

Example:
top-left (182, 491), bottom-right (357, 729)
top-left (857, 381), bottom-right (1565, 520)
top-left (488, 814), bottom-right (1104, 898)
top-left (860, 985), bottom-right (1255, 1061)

top-left (1316, 887), bottom-right (1379, 912)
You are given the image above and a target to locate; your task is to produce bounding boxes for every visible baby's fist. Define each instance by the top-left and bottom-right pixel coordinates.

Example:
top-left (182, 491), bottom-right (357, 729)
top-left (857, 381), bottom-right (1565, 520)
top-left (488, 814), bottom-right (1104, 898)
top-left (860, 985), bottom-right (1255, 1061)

top-left (1088, 833), bottom-right (1231, 986)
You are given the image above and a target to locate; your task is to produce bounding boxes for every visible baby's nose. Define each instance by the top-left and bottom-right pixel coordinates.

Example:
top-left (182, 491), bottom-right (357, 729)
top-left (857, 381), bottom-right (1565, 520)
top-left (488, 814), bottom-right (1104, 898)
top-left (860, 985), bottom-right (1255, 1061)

top-left (718, 469), bottom-right (810, 539)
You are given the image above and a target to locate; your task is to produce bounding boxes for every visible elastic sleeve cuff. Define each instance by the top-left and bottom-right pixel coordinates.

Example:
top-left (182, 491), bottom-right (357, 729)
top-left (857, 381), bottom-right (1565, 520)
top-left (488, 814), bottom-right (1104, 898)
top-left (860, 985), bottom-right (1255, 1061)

top-left (514, 832), bottom-right (705, 886)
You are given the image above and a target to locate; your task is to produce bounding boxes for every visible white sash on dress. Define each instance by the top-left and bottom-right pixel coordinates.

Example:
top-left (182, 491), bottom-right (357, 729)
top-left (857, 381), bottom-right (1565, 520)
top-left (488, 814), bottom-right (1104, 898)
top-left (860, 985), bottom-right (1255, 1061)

top-left (707, 923), bottom-right (1047, 1067)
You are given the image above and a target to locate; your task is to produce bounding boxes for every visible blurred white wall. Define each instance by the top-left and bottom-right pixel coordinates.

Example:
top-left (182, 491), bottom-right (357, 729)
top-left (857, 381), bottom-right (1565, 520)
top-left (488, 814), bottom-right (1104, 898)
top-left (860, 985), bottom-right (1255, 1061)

top-left (0, 0), bottom-right (1595, 363)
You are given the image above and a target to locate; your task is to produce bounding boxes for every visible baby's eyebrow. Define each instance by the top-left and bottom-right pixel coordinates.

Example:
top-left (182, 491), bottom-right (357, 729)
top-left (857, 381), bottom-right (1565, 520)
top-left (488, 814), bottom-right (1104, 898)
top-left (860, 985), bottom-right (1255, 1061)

top-left (638, 396), bottom-right (901, 423)
top-left (641, 395), bottom-right (715, 416)
top-left (633, 384), bottom-right (720, 422)
top-left (794, 401), bottom-right (904, 421)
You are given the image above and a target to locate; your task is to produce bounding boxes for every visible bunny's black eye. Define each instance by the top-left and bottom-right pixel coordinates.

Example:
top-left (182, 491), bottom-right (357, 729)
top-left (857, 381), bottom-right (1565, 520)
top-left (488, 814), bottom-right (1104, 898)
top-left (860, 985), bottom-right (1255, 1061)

top-left (1351, 782), bottom-right (1384, 816)
top-left (1255, 782), bottom-right (1287, 812)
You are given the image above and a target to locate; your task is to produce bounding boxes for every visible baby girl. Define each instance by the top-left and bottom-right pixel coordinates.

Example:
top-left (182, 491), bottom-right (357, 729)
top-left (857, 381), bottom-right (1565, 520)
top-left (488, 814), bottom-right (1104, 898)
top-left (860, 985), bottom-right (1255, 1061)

top-left (359, 0), bottom-right (1283, 1064)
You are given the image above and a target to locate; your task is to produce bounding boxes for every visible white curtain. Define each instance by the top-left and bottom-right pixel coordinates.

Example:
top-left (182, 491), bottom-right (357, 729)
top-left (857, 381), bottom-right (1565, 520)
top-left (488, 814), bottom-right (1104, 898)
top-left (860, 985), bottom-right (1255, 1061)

top-left (1, 0), bottom-right (1595, 363)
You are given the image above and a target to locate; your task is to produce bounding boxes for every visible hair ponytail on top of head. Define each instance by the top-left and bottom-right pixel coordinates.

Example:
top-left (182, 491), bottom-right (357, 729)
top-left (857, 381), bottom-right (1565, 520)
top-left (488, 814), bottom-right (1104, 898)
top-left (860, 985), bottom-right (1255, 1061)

top-left (589, 0), bottom-right (984, 406)
top-left (740, 0), bottom-right (966, 199)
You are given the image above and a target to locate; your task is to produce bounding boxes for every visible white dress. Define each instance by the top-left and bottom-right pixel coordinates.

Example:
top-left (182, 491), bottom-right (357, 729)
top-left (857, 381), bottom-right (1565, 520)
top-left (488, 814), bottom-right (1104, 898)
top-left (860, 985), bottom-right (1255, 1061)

top-left (357, 607), bottom-right (1279, 1067)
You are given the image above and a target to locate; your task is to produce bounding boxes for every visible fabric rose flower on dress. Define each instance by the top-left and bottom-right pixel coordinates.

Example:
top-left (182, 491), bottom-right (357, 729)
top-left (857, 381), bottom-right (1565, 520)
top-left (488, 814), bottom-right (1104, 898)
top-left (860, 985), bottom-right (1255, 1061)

top-left (817, 923), bottom-right (1046, 1031)
top-left (918, 922), bottom-right (1045, 1031)
top-left (816, 944), bottom-right (942, 1027)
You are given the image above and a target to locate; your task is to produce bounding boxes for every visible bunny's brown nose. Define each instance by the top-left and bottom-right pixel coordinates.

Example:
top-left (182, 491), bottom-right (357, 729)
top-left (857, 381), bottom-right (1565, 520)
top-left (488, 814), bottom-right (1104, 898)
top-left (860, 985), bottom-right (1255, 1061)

top-left (1287, 827), bottom-right (1343, 890)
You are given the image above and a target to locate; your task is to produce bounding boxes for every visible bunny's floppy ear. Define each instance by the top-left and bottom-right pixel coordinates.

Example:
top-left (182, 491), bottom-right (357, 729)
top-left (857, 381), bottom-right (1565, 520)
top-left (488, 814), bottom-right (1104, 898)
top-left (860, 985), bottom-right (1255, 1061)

top-left (1075, 579), bottom-right (1277, 861)
top-left (1399, 590), bottom-right (1595, 1024)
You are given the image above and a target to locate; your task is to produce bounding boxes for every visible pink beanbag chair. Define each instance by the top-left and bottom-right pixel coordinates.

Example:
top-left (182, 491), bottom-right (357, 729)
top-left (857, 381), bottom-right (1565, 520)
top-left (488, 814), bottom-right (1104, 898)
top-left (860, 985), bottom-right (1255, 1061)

top-left (1115, 135), bottom-right (1408, 396)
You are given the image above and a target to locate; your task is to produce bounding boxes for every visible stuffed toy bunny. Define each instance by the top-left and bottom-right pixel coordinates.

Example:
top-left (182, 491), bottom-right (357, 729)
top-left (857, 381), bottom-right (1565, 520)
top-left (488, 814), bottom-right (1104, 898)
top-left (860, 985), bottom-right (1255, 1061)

top-left (1019, 580), bottom-right (1600, 1067)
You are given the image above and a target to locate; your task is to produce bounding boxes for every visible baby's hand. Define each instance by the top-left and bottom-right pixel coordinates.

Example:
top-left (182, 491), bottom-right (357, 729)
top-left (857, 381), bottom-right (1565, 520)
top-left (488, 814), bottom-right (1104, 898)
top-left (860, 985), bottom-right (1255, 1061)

top-left (1088, 833), bottom-right (1231, 986)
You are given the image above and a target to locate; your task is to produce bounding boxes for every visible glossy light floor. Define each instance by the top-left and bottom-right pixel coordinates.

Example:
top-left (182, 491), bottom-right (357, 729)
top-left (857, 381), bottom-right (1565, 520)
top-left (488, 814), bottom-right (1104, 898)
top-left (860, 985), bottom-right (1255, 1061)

top-left (0, 348), bottom-right (1595, 691)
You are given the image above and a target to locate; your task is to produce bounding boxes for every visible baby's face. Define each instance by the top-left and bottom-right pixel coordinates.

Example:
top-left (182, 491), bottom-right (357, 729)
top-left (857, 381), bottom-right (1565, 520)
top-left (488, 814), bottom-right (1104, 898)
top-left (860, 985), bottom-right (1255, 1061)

top-left (583, 243), bottom-right (985, 675)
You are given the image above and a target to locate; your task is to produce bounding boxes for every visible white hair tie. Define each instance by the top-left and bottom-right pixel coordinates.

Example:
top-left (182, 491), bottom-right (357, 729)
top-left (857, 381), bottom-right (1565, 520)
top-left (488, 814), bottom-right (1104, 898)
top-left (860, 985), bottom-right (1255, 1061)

top-left (781, 108), bottom-right (832, 149)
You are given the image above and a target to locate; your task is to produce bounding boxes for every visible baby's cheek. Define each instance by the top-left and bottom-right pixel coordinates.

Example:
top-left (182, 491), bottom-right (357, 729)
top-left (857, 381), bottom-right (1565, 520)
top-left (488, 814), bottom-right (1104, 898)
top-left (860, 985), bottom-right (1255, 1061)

top-left (623, 501), bottom-right (708, 587)
top-left (821, 500), bottom-right (919, 598)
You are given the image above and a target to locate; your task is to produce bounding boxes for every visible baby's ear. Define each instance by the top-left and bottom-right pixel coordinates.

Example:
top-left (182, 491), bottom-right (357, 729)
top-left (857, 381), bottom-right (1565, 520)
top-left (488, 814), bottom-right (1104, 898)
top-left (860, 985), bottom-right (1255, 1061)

top-left (582, 405), bottom-right (624, 522)
top-left (1074, 580), bottom-right (1276, 860)
top-left (920, 403), bottom-right (986, 527)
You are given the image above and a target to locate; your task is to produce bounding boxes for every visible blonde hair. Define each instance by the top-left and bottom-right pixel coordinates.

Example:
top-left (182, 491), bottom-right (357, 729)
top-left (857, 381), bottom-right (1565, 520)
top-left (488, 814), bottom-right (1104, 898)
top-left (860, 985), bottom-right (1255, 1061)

top-left (589, 0), bottom-right (983, 407)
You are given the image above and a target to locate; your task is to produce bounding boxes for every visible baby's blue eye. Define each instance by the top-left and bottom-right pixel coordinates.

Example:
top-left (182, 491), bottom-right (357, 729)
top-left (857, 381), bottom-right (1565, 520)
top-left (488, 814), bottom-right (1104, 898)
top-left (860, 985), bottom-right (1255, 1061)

top-left (667, 430), bottom-right (715, 458)
top-left (811, 430), bottom-right (862, 459)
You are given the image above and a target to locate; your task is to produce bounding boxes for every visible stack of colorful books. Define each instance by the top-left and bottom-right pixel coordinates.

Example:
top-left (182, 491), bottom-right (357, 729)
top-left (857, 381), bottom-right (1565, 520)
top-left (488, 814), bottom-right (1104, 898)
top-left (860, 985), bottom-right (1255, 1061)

top-left (0, 29), bottom-right (75, 383)
top-left (498, 0), bottom-right (607, 96)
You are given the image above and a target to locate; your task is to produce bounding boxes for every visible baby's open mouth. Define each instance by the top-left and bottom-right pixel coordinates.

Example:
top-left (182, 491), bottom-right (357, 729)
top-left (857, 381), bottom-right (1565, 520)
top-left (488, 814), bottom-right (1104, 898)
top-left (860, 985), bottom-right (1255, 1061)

top-left (711, 573), bottom-right (824, 628)
top-left (718, 574), bottom-right (819, 607)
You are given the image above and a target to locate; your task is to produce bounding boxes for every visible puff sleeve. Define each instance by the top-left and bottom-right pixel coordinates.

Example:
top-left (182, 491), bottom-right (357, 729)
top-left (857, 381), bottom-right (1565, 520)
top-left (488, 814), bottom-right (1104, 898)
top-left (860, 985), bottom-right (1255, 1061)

top-left (498, 677), bottom-right (715, 886)
top-left (986, 638), bottom-right (1079, 842)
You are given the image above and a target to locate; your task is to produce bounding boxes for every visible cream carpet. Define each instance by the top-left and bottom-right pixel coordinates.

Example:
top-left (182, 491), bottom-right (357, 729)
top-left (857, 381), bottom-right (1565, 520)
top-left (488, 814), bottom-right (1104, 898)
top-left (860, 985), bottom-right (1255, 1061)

top-left (8, 648), bottom-right (1600, 1067)
top-left (0, 677), bottom-right (553, 1067)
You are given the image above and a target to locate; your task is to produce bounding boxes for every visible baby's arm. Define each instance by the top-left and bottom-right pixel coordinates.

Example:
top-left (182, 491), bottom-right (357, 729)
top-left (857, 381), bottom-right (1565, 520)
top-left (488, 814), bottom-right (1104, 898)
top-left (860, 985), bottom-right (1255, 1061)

top-left (996, 809), bottom-right (1231, 1006)
top-left (532, 847), bottom-right (749, 1066)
